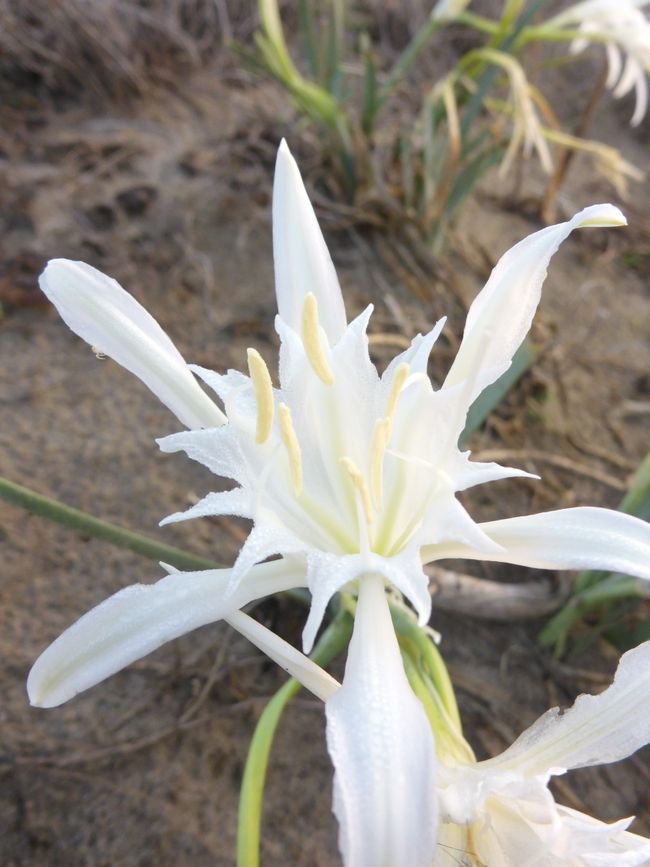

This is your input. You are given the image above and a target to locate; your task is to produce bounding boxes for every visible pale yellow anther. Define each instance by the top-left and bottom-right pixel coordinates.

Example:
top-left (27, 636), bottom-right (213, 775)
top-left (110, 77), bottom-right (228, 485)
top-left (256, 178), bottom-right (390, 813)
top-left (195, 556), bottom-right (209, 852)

top-left (278, 402), bottom-right (303, 496)
top-left (247, 348), bottom-right (274, 444)
top-left (301, 293), bottom-right (334, 386)
top-left (340, 456), bottom-right (374, 525)
top-left (369, 418), bottom-right (390, 508)
top-left (386, 363), bottom-right (410, 432)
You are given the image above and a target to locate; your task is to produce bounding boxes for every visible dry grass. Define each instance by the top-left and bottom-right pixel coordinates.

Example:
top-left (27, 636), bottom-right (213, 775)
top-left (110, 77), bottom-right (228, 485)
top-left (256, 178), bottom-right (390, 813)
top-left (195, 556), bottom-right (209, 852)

top-left (0, 0), bottom-right (251, 101)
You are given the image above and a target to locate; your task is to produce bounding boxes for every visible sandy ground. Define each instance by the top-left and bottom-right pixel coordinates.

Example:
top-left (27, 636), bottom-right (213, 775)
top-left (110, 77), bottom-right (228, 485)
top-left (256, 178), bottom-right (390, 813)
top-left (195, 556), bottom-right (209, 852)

top-left (1, 32), bottom-right (649, 867)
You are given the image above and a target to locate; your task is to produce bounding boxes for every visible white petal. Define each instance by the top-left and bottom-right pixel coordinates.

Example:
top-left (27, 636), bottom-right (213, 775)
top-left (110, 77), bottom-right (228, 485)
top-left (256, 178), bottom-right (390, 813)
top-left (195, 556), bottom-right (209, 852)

top-left (557, 806), bottom-right (650, 867)
top-left (381, 317), bottom-right (447, 381)
top-left (189, 364), bottom-right (250, 404)
top-left (301, 547), bottom-right (432, 655)
top-left (157, 426), bottom-right (249, 486)
top-left (631, 67), bottom-right (648, 126)
top-left (481, 638), bottom-right (650, 779)
top-left (160, 487), bottom-right (252, 525)
top-left (605, 42), bottom-right (623, 90)
top-left (325, 574), bottom-right (438, 867)
top-left (613, 55), bottom-right (641, 100)
top-left (442, 206), bottom-right (627, 407)
top-left (452, 452), bottom-right (539, 491)
top-left (39, 259), bottom-right (225, 429)
top-left (226, 610), bottom-right (339, 701)
top-left (27, 558), bottom-right (305, 708)
top-left (422, 507), bottom-right (650, 581)
top-left (273, 140), bottom-right (347, 342)
top-left (229, 521), bottom-right (307, 592)
top-left (302, 551), bottom-right (358, 654)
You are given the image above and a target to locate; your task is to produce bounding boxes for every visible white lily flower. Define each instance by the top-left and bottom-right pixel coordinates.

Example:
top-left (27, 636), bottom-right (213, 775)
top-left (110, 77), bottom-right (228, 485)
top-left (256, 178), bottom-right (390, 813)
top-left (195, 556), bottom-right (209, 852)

top-left (437, 639), bottom-right (650, 866)
top-left (432, 0), bottom-right (472, 20)
top-left (31, 140), bottom-right (650, 866)
top-left (550, 0), bottom-right (650, 126)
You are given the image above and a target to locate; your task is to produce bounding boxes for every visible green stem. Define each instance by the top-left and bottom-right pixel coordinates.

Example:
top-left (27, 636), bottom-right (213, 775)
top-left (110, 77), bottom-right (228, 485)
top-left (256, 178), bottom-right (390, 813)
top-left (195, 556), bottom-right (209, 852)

top-left (456, 11), bottom-right (500, 34)
top-left (518, 26), bottom-right (612, 47)
top-left (389, 602), bottom-right (461, 731)
top-left (0, 476), bottom-right (220, 572)
top-left (236, 610), bottom-right (353, 867)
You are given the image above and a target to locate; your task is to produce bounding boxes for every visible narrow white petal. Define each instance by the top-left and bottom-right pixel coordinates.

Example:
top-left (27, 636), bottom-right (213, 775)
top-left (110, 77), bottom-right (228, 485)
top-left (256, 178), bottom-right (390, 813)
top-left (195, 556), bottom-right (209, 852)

top-left (422, 507), bottom-right (650, 582)
top-left (273, 140), bottom-right (347, 342)
top-left (302, 551), bottom-right (358, 655)
top-left (381, 317), bottom-right (446, 382)
top-left (605, 42), bottom-right (623, 90)
top-left (157, 426), bottom-right (249, 485)
top-left (27, 559), bottom-right (305, 708)
top-left (442, 206), bottom-right (626, 406)
top-left (631, 69), bottom-right (648, 126)
top-left (229, 521), bottom-right (307, 592)
top-left (301, 548), bottom-right (432, 656)
top-left (226, 610), bottom-right (339, 701)
top-left (189, 364), bottom-right (250, 404)
top-left (325, 575), bottom-right (438, 867)
top-left (160, 487), bottom-right (252, 525)
top-left (453, 453), bottom-right (538, 491)
top-left (613, 55), bottom-right (640, 100)
top-left (39, 259), bottom-right (225, 429)
top-left (481, 639), bottom-right (650, 778)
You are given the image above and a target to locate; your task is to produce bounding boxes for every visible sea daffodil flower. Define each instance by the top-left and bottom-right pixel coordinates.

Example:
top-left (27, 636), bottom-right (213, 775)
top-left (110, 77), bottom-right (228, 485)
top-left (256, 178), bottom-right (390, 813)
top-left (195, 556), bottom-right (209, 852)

top-left (549, 0), bottom-right (650, 126)
top-left (437, 639), bottom-right (650, 865)
top-left (29, 141), bottom-right (650, 867)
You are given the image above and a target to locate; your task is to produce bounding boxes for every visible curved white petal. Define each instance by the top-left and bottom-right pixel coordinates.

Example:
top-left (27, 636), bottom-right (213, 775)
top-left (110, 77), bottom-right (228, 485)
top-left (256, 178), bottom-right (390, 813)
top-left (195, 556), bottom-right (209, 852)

top-left (605, 42), bottom-right (623, 89)
top-left (302, 548), bottom-right (432, 656)
top-left (39, 259), bottom-right (225, 429)
top-left (226, 610), bottom-right (339, 701)
top-left (452, 453), bottom-right (539, 491)
top-left (481, 638), bottom-right (650, 779)
top-left (613, 55), bottom-right (641, 100)
top-left (160, 487), bottom-right (252, 525)
top-left (27, 558), bottom-right (305, 708)
top-left (273, 140), bottom-right (347, 342)
top-left (380, 317), bottom-right (446, 381)
top-left (442, 206), bottom-right (627, 408)
top-left (558, 806), bottom-right (650, 867)
top-left (157, 426), bottom-right (249, 485)
top-left (631, 67), bottom-right (648, 126)
top-left (325, 575), bottom-right (438, 867)
top-left (422, 507), bottom-right (650, 582)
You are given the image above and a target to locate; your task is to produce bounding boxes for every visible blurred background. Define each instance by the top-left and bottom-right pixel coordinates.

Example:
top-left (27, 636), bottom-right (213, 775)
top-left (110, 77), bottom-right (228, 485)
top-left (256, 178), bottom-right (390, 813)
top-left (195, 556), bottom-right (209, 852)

top-left (1, 1), bottom-right (649, 864)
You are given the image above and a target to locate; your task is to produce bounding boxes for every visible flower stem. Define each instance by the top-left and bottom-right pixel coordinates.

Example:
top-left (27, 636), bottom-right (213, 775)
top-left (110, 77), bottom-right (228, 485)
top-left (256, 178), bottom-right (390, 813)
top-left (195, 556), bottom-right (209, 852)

top-left (0, 475), bottom-right (220, 572)
top-left (389, 601), bottom-right (462, 731)
top-left (236, 609), bottom-right (353, 867)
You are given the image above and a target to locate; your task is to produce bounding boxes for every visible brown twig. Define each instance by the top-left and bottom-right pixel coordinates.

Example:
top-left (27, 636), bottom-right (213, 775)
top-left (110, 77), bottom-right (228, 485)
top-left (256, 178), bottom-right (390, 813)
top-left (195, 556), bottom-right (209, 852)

top-left (541, 57), bottom-right (608, 223)
top-left (427, 564), bottom-right (570, 621)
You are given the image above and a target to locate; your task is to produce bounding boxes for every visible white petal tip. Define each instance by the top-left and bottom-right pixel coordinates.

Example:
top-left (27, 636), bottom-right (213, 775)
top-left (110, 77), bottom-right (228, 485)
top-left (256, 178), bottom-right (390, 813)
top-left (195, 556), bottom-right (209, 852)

top-left (39, 258), bottom-right (91, 296)
top-left (26, 674), bottom-right (62, 709)
top-left (301, 629), bottom-right (315, 657)
top-left (576, 204), bottom-right (627, 228)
